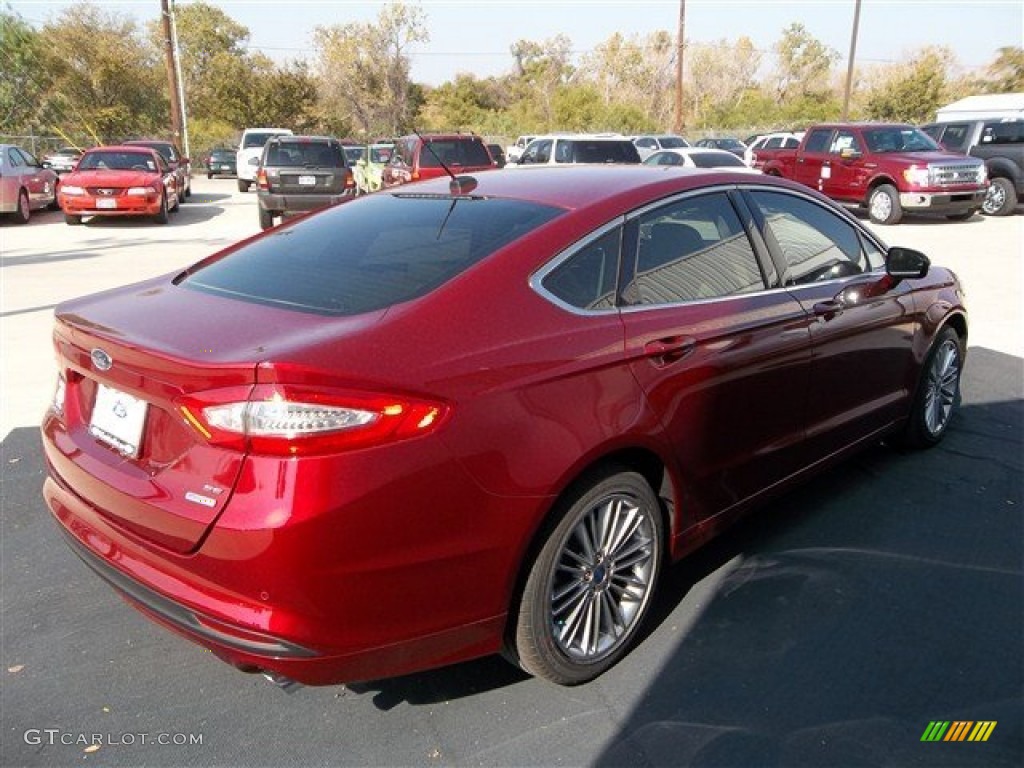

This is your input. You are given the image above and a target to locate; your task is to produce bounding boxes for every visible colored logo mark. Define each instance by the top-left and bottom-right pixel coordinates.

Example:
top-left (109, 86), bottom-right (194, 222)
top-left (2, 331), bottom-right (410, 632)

top-left (921, 721), bottom-right (997, 742)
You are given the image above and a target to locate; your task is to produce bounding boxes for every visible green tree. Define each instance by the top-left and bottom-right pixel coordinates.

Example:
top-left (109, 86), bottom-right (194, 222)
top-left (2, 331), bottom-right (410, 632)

top-left (984, 46), bottom-right (1024, 93)
top-left (774, 23), bottom-right (839, 100)
top-left (864, 47), bottom-right (951, 123)
top-left (41, 3), bottom-right (165, 141)
top-left (581, 31), bottom-right (675, 129)
top-left (688, 37), bottom-right (763, 128)
top-left (313, 2), bottom-right (428, 136)
top-left (0, 11), bottom-right (51, 135)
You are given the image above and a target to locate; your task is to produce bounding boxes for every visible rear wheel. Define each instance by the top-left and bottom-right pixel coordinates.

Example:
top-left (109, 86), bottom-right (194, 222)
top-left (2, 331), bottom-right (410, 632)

top-left (258, 206), bottom-right (274, 230)
top-left (868, 184), bottom-right (902, 225)
top-left (982, 177), bottom-right (1017, 216)
top-left (13, 189), bottom-right (30, 224)
top-left (513, 469), bottom-right (664, 685)
top-left (238, 179), bottom-right (250, 193)
top-left (896, 326), bottom-right (963, 449)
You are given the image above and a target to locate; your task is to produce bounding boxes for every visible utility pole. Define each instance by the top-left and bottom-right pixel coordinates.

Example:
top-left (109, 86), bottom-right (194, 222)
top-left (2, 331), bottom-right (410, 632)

top-left (160, 0), bottom-right (184, 149)
top-left (673, 0), bottom-right (686, 133)
top-left (169, 0), bottom-right (190, 159)
top-left (841, 0), bottom-right (863, 120)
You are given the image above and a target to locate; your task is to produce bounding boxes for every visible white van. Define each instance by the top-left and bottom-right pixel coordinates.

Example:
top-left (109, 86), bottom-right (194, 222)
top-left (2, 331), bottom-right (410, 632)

top-left (236, 127), bottom-right (293, 192)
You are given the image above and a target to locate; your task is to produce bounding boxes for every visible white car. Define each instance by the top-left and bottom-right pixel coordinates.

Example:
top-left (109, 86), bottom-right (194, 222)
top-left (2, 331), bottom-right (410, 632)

top-left (643, 147), bottom-right (761, 172)
top-left (510, 134), bottom-right (641, 166)
top-left (505, 135), bottom-right (535, 164)
top-left (236, 127), bottom-right (293, 192)
top-left (744, 131), bottom-right (804, 167)
top-left (631, 134), bottom-right (690, 161)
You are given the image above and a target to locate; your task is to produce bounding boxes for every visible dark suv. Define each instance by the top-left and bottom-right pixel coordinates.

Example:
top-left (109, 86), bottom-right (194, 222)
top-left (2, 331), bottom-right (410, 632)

top-left (921, 118), bottom-right (1022, 216)
top-left (382, 133), bottom-right (495, 187)
top-left (124, 139), bottom-right (191, 199)
top-left (256, 136), bottom-right (356, 229)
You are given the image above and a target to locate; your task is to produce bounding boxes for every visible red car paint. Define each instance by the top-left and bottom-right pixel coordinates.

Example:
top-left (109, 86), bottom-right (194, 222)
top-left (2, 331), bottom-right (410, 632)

top-left (58, 145), bottom-right (179, 222)
top-left (41, 167), bottom-right (967, 685)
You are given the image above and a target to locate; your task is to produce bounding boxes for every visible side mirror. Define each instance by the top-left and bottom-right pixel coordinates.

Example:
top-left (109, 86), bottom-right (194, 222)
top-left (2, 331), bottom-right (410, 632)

top-left (886, 246), bottom-right (930, 280)
top-left (839, 147), bottom-right (862, 160)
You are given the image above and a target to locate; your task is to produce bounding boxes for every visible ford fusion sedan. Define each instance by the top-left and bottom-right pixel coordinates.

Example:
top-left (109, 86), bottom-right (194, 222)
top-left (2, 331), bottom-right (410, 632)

top-left (42, 167), bottom-right (966, 688)
top-left (58, 146), bottom-right (180, 225)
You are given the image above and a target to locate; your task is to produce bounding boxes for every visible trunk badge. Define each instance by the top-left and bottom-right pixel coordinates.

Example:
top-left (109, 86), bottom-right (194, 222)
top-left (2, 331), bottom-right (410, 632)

top-left (90, 348), bottom-right (113, 371)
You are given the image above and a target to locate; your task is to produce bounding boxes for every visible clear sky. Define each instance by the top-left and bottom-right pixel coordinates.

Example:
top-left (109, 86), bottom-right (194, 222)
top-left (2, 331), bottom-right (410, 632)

top-left (9, 0), bottom-right (1024, 85)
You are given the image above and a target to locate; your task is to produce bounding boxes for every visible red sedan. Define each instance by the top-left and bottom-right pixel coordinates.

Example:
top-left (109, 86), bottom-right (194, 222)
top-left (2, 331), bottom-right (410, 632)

top-left (58, 145), bottom-right (180, 225)
top-left (41, 167), bottom-right (966, 687)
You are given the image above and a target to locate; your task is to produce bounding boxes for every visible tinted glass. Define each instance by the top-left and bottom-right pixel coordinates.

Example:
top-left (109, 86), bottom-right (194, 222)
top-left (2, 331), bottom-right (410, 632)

top-left (541, 227), bottom-right (621, 310)
top-left (243, 132), bottom-right (283, 149)
top-left (266, 141), bottom-right (345, 167)
top-left (626, 192), bottom-right (764, 305)
top-left (804, 129), bottom-right (832, 153)
top-left (937, 124), bottom-right (971, 151)
top-left (982, 121), bottom-right (1024, 144)
top-left (184, 195), bottom-right (564, 316)
top-left (570, 141), bottom-right (641, 164)
top-left (829, 130), bottom-right (862, 154)
top-left (749, 190), bottom-right (869, 284)
top-left (659, 136), bottom-right (688, 148)
top-left (689, 151), bottom-right (745, 168)
top-left (861, 127), bottom-right (938, 153)
top-left (419, 139), bottom-right (492, 168)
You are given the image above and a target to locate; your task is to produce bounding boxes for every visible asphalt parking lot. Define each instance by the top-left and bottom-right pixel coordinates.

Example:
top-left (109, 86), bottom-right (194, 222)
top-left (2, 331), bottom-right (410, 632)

top-left (1, 179), bottom-right (1022, 767)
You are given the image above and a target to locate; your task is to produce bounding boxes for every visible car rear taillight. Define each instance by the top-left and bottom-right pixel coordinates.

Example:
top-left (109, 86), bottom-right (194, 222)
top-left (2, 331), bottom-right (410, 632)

top-left (177, 384), bottom-right (448, 456)
top-left (344, 170), bottom-right (355, 191)
top-left (257, 168), bottom-right (269, 190)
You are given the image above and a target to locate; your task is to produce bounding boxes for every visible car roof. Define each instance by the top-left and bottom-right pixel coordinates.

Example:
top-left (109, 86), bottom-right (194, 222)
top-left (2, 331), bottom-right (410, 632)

top-left (124, 139), bottom-right (175, 146)
top-left (393, 165), bottom-right (797, 211)
top-left (84, 144), bottom-right (160, 154)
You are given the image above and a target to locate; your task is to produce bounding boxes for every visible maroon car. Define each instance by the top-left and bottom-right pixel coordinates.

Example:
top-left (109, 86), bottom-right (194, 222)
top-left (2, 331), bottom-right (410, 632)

top-left (41, 167), bottom-right (966, 687)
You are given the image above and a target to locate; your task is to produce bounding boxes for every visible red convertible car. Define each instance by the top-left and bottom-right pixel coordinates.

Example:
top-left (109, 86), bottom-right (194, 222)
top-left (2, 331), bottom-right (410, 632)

top-left (58, 145), bottom-right (180, 225)
top-left (42, 167), bottom-right (966, 687)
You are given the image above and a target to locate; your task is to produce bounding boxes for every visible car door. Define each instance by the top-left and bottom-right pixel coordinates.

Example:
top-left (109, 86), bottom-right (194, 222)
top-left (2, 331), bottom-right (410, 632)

top-left (743, 188), bottom-right (917, 462)
top-left (826, 129), bottom-right (870, 202)
top-left (9, 147), bottom-right (51, 206)
top-left (618, 189), bottom-right (813, 525)
top-left (793, 127), bottom-right (833, 190)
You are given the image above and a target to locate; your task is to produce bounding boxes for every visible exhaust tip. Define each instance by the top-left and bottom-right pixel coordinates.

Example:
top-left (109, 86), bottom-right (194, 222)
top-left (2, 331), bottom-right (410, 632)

top-left (261, 670), bottom-right (303, 694)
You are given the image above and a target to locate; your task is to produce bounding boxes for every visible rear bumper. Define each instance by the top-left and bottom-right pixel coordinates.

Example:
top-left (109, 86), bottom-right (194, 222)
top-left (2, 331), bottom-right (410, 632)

top-left (899, 188), bottom-right (987, 213)
top-left (257, 191), bottom-right (355, 214)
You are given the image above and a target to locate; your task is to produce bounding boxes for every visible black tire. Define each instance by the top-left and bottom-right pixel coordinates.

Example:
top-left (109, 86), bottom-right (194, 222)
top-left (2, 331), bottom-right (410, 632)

top-left (207, 172), bottom-right (213, 179)
top-left (48, 182), bottom-right (61, 210)
top-left (13, 189), bottom-right (30, 224)
top-left (238, 179), bottom-right (250, 193)
top-left (64, 213), bottom-right (82, 226)
top-left (982, 177), bottom-right (1017, 216)
top-left (184, 180), bottom-right (192, 198)
top-left (258, 206), bottom-right (274, 230)
top-left (153, 193), bottom-right (169, 224)
top-left (170, 190), bottom-right (180, 212)
top-left (513, 469), bottom-right (664, 685)
top-left (868, 184), bottom-right (902, 225)
top-left (895, 326), bottom-right (963, 449)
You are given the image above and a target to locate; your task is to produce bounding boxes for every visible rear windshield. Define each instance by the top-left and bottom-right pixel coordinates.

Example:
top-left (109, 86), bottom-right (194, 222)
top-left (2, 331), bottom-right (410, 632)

top-left (265, 141), bottom-right (345, 167)
top-left (690, 151), bottom-right (746, 168)
top-left (130, 142), bottom-right (175, 162)
top-left (566, 141), bottom-right (641, 164)
top-left (659, 136), bottom-right (688, 149)
top-left (419, 139), bottom-right (492, 168)
top-left (243, 132), bottom-right (284, 149)
top-left (182, 194), bottom-right (563, 315)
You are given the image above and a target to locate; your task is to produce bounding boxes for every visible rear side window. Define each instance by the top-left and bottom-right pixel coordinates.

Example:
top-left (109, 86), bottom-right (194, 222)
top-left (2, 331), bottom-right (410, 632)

top-left (419, 139), bottom-right (491, 168)
top-left (571, 141), bottom-right (641, 164)
top-left (982, 121), bottom-right (1024, 144)
top-left (803, 129), bottom-right (832, 153)
top-left (541, 227), bottom-right (622, 310)
top-left (183, 195), bottom-right (563, 315)
top-left (689, 151), bottom-right (745, 168)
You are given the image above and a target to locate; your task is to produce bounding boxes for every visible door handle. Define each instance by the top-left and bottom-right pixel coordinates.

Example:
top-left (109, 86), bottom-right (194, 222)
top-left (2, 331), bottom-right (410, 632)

top-left (812, 299), bottom-right (844, 318)
top-left (644, 336), bottom-right (697, 364)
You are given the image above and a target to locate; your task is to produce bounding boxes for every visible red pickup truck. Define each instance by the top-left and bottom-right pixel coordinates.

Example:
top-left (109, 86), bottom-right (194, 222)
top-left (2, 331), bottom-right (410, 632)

top-left (761, 123), bottom-right (988, 224)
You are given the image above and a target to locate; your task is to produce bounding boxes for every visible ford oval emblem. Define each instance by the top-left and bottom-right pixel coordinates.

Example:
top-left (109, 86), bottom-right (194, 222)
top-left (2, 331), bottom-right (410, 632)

top-left (90, 348), bottom-right (113, 371)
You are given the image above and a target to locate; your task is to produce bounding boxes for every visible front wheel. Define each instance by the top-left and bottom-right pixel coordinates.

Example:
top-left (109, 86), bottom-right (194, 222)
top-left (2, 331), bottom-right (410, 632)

top-left (982, 177), bottom-right (1017, 216)
top-left (153, 193), bottom-right (169, 224)
top-left (868, 184), bottom-right (903, 225)
top-left (513, 469), bottom-right (664, 685)
top-left (896, 326), bottom-right (964, 449)
top-left (64, 213), bottom-right (81, 226)
top-left (13, 189), bottom-right (30, 224)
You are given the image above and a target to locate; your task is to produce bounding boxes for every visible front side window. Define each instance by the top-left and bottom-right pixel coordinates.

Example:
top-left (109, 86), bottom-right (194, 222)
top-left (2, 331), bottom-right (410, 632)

top-left (749, 190), bottom-right (871, 284)
top-left (625, 192), bottom-right (765, 306)
top-left (540, 227), bottom-right (622, 310)
top-left (829, 130), bottom-right (862, 155)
